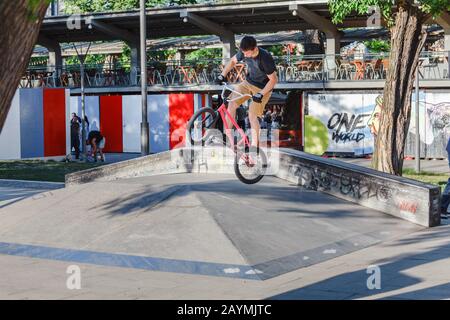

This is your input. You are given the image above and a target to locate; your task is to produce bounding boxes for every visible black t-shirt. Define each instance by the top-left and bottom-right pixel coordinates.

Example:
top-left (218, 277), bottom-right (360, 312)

top-left (235, 48), bottom-right (277, 89)
top-left (88, 130), bottom-right (103, 144)
top-left (70, 117), bottom-right (81, 134)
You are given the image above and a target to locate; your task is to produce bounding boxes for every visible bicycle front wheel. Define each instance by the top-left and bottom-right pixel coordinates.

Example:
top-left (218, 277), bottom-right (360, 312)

top-left (234, 146), bottom-right (267, 184)
top-left (187, 107), bottom-right (218, 146)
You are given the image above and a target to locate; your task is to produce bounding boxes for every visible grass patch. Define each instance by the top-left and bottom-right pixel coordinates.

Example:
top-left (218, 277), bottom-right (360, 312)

top-left (402, 168), bottom-right (446, 176)
top-left (402, 168), bottom-right (448, 191)
top-left (0, 160), bottom-right (105, 182)
top-left (1, 159), bottom-right (448, 189)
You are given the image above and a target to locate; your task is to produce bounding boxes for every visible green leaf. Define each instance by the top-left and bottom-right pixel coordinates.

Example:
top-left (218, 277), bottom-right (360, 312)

top-left (328, 0), bottom-right (449, 25)
top-left (27, 0), bottom-right (52, 20)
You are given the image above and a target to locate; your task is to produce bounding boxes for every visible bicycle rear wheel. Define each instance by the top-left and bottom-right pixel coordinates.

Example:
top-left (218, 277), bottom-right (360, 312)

top-left (187, 107), bottom-right (218, 146)
top-left (234, 146), bottom-right (267, 184)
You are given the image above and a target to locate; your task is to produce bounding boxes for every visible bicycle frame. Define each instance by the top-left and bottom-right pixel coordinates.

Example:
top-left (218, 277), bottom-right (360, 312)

top-left (217, 83), bottom-right (253, 150)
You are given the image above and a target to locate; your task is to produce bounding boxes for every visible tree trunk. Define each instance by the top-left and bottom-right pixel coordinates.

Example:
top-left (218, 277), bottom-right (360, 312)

top-left (0, 1), bottom-right (49, 134)
top-left (372, 1), bottom-right (427, 175)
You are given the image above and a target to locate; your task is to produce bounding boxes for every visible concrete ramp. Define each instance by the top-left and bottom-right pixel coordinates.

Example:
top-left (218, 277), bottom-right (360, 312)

top-left (66, 147), bottom-right (441, 227)
top-left (0, 173), bottom-right (422, 280)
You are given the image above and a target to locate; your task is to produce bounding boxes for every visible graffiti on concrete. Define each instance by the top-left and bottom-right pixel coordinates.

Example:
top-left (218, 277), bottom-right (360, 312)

top-left (288, 163), bottom-right (394, 202)
top-left (397, 200), bottom-right (418, 214)
top-left (286, 162), bottom-right (430, 219)
top-left (278, 153), bottom-right (441, 226)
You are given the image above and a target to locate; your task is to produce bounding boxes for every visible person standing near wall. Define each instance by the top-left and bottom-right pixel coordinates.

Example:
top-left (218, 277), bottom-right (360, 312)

top-left (447, 137), bottom-right (450, 169)
top-left (271, 107), bottom-right (281, 130)
top-left (79, 115), bottom-right (90, 156)
top-left (87, 130), bottom-right (106, 162)
top-left (84, 115), bottom-right (90, 138)
top-left (70, 113), bottom-right (81, 160)
top-left (440, 137), bottom-right (450, 219)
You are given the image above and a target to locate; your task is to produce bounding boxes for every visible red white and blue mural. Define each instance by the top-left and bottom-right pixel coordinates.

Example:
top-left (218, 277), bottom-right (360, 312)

top-left (0, 88), bottom-right (202, 159)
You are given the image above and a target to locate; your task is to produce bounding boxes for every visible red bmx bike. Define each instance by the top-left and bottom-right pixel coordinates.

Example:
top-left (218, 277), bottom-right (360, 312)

top-left (186, 83), bottom-right (267, 184)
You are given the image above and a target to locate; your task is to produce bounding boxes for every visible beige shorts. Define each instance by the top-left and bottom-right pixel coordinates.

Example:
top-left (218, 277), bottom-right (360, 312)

top-left (229, 81), bottom-right (272, 117)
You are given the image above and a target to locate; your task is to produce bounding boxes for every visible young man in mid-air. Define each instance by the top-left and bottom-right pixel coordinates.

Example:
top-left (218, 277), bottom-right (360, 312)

top-left (216, 36), bottom-right (278, 148)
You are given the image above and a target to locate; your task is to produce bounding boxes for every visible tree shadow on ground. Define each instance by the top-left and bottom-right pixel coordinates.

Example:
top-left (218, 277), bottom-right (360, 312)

top-left (268, 228), bottom-right (450, 300)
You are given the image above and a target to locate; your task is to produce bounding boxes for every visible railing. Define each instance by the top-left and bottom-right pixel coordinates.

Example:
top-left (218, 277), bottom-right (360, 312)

top-left (20, 51), bottom-right (450, 89)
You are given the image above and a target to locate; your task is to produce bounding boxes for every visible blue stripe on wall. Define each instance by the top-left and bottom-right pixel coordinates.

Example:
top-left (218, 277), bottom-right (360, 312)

top-left (148, 95), bottom-right (170, 153)
top-left (0, 242), bottom-right (261, 280)
top-left (77, 96), bottom-right (100, 133)
top-left (20, 89), bottom-right (44, 158)
top-left (122, 95), bottom-right (141, 152)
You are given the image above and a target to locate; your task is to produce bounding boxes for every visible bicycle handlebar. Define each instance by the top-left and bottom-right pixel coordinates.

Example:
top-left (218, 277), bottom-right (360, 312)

top-left (220, 82), bottom-right (252, 102)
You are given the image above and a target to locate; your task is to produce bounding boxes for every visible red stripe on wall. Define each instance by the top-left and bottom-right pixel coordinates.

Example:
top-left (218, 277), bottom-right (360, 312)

top-left (201, 94), bottom-right (205, 110)
top-left (100, 95), bottom-right (123, 153)
top-left (43, 88), bottom-right (66, 156)
top-left (169, 93), bottom-right (194, 149)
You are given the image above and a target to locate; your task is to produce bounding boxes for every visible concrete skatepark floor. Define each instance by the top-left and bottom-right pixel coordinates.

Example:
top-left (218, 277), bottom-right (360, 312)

top-left (1, 174), bottom-right (450, 299)
top-left (0, 173), bottom-right (423, 286)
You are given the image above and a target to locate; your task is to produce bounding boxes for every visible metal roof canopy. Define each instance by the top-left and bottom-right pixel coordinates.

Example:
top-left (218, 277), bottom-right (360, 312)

top-left (39, 0), bottom-right (372, 43)
top-left (33, 26), bottom-right (446, 57)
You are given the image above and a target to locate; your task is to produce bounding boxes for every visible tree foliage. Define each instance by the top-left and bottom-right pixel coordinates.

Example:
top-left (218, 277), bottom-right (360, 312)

top-left (186, 48), bottom-right (222, 60)
top-left (329, 0), bottom-right (450, 25)
top-left (64, 54), bottom-right (107, 66)
top-left (364, 39), bottom-right (390, 52)
top-left (266, 45), bottom-right (284, 57)
top-left (63, 0), bottom-right (198, 13)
